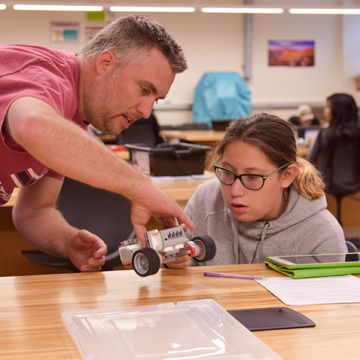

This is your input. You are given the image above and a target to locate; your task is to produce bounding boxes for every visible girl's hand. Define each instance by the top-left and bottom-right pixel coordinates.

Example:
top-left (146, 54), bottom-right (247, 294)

top-left (165, 255), bottom-right (191, 269)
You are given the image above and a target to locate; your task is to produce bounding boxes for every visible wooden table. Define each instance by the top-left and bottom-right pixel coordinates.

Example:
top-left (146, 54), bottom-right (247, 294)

top-left (0, 263), bottom-right (359, 360)
top-left (98, 133), bottom-right (116, 143)
top-left (4, 173), bottom-right (214, 209)
top-left (97, 130), bottom-right (226, 146)
top-left (149, 173), bottom-right (214, 207)
top-left (160, 130), bottom-right (310, 157)
top-left (160, 130), bottom-right (226, 145)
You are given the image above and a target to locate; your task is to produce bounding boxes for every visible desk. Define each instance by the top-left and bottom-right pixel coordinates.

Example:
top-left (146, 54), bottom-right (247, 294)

top-left (99, 130), bottom-right (309, 158)
top-left (98, 130), bottom-right (226, 146)
top-left (160, 130), bottom-right (310, 158)
top-left (1, 264), bottom-right (359, 360)
top-left (4, 174), bottom-right (214, 209)
top-left (149, 174), bottom-right (214, 207)
top-left (98, 133), bottom-right (116, 143)
top-left (160, 130), bottom-right (226, 145)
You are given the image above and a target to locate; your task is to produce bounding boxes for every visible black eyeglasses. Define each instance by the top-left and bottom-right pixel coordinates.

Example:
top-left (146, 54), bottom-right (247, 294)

top-left (214, 157), bottom-right (290, 190)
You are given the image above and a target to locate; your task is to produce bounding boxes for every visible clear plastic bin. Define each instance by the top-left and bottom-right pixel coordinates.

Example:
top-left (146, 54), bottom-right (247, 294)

top-left (62, 299), bottom-right (282, 360)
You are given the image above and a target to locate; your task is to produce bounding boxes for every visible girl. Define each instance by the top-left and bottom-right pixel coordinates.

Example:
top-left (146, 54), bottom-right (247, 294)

top-left (167, 113), bottom-right (347, 268)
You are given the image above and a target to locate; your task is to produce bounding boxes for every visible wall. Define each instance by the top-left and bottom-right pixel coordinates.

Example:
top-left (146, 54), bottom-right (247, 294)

top-left (343, 15), bottom-right (360, 95)
top-left (0, 1), bottom-right (359, 125)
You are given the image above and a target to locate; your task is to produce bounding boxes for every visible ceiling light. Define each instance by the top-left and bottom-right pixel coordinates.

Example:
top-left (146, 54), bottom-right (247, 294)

top-left (0, 4), bottom-right (6, 10)
top-left (289, 8), bottom-right (360, 15)
top-left (109, 6), bottom-right (195, 13)
top-left (201, 7), bottom-right (284, 14)
top-left (13, 4), bottom-right (103, 11)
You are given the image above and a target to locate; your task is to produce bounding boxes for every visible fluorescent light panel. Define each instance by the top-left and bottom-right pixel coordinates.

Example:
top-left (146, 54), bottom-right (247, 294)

top-left (289, 8), bottom-right (360, 15)
top-left (0, 4), bottom-right (6, 10)
top-left (13, 4), bottom-right (103, 11)
top-left (109, 6), bottom-right (195, 13)
top-left (201, 7), bottom-right (284, 14)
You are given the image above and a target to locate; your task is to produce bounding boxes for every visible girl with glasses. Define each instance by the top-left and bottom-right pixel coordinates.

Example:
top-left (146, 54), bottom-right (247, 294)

top-left (166, 113), bottom-right (347, 268)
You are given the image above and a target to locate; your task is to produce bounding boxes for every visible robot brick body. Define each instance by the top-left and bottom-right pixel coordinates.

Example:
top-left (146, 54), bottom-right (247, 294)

top-left (119, 225), bottom-right (216, 277)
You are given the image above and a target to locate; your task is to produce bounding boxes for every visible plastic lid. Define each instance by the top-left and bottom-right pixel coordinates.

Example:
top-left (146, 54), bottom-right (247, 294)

top-left (62, 299), bottom-right (282, 360)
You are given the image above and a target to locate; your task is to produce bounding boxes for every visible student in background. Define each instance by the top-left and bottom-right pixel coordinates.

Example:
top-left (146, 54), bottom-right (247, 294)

top-left (289, 104), bottom-right (320, 127)
top-left (288, 104), bottom-right (320, 139)
top-left (307, 93), bottom-right (360, 188)
top-left (166, 114), bottom-right (346, 268)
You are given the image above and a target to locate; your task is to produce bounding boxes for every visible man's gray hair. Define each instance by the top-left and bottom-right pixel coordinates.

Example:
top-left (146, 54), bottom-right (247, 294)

top-left (81, 14), bottom-right (187, 73)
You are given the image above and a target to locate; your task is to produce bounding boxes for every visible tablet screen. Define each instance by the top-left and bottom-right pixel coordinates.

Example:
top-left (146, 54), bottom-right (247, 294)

top-left (268, 252), bottom-right (360, 266)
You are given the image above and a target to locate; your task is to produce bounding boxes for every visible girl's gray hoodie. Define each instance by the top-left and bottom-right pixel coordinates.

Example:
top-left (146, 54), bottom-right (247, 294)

top-left (185, 178), bottom-right (347, 265)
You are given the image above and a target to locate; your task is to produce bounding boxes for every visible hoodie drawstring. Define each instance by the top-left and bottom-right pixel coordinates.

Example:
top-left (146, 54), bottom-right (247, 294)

top-left (234, 220), bottom-right (240, 263)
top-left (252, 222), bottom-right (270, 263)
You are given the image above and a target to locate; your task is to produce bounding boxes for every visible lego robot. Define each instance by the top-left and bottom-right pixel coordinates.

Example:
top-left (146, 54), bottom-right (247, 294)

top-left (119, 225), bottom-right (216, 277)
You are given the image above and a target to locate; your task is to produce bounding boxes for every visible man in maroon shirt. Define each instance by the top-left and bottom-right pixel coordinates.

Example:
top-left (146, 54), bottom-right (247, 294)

top-left (1, 15), bottom-right (194, 271)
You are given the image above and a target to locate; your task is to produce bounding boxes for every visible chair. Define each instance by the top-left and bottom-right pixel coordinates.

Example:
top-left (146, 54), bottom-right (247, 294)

top-left (324, 139), bottom-right (360, 226)
top-left (22, 177), bottom-right (135, 272)
top-left (345, 240), bottom-right (360, 262)
top-left (116, 112), bottom-right (162, 148)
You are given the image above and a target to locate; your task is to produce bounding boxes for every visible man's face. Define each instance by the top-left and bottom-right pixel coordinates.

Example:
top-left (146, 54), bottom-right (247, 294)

top-left (81, 47), bottom-right (175, 134)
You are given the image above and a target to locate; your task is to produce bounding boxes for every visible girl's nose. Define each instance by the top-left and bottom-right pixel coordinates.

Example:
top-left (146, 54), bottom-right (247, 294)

top-left (230, 178), bottom-right (246, 197)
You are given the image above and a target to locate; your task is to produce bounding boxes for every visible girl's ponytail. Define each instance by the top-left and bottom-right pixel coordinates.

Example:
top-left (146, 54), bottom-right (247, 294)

top-left (292, 157), bottom-right (325, 200)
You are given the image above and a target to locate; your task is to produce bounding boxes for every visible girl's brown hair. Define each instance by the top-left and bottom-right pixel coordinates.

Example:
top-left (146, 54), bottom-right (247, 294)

top-left (215, 113), bottom-right (324, 200)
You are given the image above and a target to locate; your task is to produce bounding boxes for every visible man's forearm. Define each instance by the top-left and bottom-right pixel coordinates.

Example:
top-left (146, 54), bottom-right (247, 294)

top-left (8, 97), bottom-right (195, 245)
top-left (8, 97), bottom-right (153, 203)
top-left (14, 205), bottom-right (77, 257)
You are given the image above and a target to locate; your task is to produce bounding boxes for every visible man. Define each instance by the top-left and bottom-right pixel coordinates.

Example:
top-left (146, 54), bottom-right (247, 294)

top-left (0, 15), bottom-right (194, 272)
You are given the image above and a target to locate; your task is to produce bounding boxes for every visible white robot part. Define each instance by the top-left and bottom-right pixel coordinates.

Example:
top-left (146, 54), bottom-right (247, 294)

top-left (119, 226), bottom-right (216, 277)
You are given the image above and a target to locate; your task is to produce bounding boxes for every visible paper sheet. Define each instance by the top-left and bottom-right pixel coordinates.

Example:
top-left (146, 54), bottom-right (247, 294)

top-left (256, 275), bottom-right (360, 305)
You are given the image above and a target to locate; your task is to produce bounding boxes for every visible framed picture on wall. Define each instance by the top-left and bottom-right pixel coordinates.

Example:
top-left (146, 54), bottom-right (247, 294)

top-left (268, 40), bottom-right (315, 67)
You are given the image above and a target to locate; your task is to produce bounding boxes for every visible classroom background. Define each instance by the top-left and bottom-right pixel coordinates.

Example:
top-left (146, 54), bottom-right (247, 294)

top-left (1, 0), bottom-right (360, 125)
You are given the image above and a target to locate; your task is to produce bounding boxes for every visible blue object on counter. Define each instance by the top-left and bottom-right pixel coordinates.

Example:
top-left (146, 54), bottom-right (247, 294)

top-left (192, 71), bottom-right (252, 129)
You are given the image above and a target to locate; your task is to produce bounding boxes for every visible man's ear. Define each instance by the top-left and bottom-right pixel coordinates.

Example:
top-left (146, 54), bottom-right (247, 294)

top-left (280, 164), bottom-right (299, 188)
top-left (95, 50), bottom-right (117, 76)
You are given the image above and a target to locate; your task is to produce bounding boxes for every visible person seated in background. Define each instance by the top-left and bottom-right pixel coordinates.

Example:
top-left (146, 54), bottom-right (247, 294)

top-left (307, 93), bottom-right (360, 189)
top-left (165, 113), bottom-right (347, 268)
top-left (289, 104), bottom-right (320, 139)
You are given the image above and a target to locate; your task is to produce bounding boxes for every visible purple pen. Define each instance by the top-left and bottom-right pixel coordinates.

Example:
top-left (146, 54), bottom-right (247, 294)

top-left (203, 271), bottom-right (264, 280)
